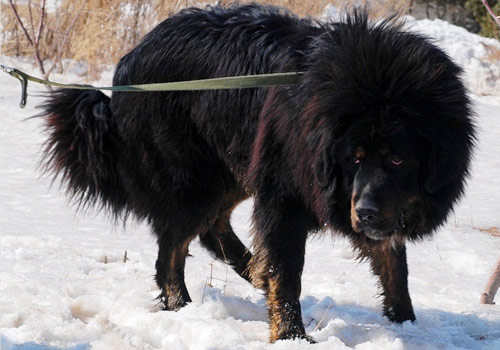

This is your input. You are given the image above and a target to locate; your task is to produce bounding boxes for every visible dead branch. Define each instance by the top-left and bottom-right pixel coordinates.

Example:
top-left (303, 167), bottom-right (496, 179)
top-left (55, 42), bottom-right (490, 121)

top-left (36, 0), bottom-right (47, 47)
top-left (8, 0), bottom-right (34, 46)
top-left (8, 0), bottom-right (47, 75)
top-left (28, 0), bottom-right (35, 41)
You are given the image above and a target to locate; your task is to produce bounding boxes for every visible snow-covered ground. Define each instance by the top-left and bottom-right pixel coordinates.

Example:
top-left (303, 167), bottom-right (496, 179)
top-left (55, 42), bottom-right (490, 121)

top-left (1, 11), bottom-right (500, 350)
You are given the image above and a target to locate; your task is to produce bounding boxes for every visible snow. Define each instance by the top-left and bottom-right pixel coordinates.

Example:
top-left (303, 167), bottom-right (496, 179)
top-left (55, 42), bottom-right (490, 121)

top-left (1, 11), bottom-right (500, 350)
top-left (406, 17), bottom-right (500, 97)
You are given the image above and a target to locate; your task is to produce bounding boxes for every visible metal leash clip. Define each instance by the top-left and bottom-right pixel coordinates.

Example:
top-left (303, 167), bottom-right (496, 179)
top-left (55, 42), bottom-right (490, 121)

top-left (0, 64), bottom-right (29, 108)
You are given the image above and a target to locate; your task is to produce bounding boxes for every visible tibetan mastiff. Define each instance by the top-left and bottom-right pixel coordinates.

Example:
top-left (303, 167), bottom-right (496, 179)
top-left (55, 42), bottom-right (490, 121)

top-left (39, 3), bottom-right (475, 342)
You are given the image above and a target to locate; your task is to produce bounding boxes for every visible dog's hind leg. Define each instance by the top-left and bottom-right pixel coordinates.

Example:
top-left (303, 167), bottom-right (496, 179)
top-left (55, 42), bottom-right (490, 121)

top-left (153, 185), bottom-right (249, 310)
top-left (155, 229), bottom-right (196, 311)
top-left (199, 188), bottom-right (253, 284)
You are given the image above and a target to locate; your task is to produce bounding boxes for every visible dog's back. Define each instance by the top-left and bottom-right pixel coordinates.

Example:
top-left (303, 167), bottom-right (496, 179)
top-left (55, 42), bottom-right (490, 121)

top-left (109, 5), bottom-right (318, 190)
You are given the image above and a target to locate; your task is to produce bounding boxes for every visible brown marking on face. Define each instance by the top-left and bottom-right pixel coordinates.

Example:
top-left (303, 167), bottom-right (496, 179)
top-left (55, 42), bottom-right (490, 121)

top-left (350, 194), bottom-right (360, 232)
top-left (408, 195), bottom-right (419, 204)
top-left (355, 147), bottom-right (366, 161)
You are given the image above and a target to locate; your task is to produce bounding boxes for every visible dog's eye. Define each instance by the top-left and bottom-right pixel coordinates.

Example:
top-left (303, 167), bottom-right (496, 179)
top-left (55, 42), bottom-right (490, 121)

top-left (391, 157), bottom-right (404, 166)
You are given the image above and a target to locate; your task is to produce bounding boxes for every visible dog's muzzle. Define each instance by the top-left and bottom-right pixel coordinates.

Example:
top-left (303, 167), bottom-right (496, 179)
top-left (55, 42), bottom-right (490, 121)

top-left (352, 198), bottom-right (398, 240)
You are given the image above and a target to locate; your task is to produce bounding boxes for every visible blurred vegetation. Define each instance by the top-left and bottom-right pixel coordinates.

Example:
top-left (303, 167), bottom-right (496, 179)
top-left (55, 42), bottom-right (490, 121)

top-left (465, 0), bottom-right (499, 38)
top-left (410, 0), bottom-right (498, 38)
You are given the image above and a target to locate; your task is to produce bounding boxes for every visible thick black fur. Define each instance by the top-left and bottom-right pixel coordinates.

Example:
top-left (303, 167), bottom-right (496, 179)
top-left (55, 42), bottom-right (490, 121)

top-left (38, 3), bottom-right (475, 342)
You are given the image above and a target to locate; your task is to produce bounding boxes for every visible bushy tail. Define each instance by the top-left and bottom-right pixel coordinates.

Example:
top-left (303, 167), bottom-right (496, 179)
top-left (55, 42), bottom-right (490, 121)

top-left (39, 89), bottom-right (127, 215)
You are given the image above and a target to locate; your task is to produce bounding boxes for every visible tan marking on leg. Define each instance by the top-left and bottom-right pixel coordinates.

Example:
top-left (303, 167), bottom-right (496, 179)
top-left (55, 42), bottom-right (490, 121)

top-left (267, 277), bottom-right (283, 343)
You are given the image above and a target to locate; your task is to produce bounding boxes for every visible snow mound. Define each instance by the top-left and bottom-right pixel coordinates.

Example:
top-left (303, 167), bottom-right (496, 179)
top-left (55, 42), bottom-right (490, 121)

top-left (406, 17), bottom-right (500, 96)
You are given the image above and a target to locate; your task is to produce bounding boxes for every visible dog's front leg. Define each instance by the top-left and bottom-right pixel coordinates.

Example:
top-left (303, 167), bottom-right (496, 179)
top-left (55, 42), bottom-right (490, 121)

top-left (250, 197), bottom-right (314, 342)
top-left (354, 238), bottom-right (416, 323)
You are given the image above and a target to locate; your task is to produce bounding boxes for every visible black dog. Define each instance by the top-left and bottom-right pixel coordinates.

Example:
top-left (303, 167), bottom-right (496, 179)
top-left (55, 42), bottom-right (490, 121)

top-left (39, 3), bottom-right (475, 342)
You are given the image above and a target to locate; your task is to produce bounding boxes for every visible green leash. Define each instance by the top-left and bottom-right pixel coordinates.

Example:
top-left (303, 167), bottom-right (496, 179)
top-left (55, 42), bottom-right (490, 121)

top-left (0, 64), bottom-right (303, 108)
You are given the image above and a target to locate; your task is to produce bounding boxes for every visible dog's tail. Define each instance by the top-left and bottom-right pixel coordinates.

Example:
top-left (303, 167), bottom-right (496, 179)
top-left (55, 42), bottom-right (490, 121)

top-left (39, 89), bottom-right (127, 215)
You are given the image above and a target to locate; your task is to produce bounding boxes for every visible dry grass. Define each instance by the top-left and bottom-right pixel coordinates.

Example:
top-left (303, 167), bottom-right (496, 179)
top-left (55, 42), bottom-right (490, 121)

top-left (220, 0), bottom-right (411, 18)
top-left (217, 0), bottom-right (330, 16)
top-left (1, 0), bottom-right (413, 80)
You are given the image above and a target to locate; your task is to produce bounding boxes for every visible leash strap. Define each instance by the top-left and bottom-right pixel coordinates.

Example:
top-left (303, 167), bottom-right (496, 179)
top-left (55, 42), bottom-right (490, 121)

top-left (0, 64), bottom-right (303, 108)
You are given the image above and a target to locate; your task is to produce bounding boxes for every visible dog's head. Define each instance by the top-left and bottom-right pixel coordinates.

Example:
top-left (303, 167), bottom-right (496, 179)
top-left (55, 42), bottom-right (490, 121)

top-left (303, 12), bottom-right (475, 241)
top-left (336, 118), bottom-right (424, 240)
top-left (311, 104), bottom-right (475, 242)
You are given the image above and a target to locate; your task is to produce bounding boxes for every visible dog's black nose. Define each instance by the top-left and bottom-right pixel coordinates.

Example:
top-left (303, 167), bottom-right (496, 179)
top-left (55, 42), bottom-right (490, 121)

top-left (355, 200), bottom-right (379, 224)
top-left (356, 208), bottom-right (378, 224)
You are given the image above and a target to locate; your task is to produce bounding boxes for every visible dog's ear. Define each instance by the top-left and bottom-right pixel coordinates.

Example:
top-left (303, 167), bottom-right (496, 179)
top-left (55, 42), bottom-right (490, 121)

top-left (424, 119), bottom-right (474, 195)
top-left (425, 144), bottom-right (453, 194)
top-left (314, 144), bottom-right (336, 190)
